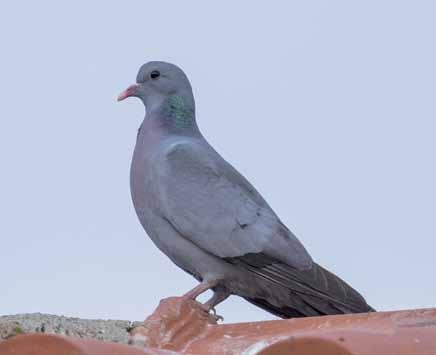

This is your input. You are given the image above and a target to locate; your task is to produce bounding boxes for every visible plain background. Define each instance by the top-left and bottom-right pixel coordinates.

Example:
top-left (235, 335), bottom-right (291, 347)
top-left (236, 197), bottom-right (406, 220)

top-left (1, 1), bottom-right (435, 323)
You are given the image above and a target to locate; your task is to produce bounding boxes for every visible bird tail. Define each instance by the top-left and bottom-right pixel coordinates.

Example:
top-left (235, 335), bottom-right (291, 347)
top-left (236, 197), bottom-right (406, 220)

top-left (227, 253), bottom-right (375, 318)
top-left (244, 293), bottom-right (375, 319)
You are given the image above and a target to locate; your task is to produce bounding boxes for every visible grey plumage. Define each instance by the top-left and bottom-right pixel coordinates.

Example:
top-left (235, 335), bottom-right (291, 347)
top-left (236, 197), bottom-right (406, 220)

top-left (119, 61), bottom-right (374, 318)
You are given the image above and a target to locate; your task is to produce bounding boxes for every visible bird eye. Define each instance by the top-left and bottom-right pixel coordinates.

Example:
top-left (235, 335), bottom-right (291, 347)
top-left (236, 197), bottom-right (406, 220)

top-left (150, 70), bottom-right (160, 79)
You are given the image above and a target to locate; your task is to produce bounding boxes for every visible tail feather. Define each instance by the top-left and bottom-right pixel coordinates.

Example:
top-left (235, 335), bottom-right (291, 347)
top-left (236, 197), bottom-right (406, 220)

top-left (226, 253), bottom-right (374, 318)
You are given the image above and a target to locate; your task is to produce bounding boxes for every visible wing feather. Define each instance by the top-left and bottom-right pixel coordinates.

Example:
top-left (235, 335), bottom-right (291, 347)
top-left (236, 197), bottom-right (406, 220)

top-left (156, 141), bottom-right (312, 270)
top-left (227, 253), bottom-right (375, 315)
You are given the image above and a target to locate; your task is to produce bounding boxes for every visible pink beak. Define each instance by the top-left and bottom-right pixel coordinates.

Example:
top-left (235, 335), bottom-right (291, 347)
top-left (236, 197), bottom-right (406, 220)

top-left (117, 84), bottom-right (140, 101)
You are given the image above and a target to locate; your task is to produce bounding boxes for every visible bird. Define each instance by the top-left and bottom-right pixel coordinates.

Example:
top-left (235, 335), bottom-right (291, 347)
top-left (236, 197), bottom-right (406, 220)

top-left (118, 61), bottom-right (374, 319)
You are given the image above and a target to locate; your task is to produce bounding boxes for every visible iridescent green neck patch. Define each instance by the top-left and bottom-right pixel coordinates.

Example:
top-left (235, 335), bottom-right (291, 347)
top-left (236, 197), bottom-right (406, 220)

top-left (164, 95), bottom-right (194, 128)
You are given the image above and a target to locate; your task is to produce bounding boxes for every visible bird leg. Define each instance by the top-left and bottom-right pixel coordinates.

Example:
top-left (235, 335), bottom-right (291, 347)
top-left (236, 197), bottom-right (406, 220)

top-left (204, 287), bottom-right (230, 309)
top-left (202, 288), bottom-right (230, 322)
top-left (182, 281), bottom-right (215, 301)
top-left (182, 282), bottom-right (228, 322)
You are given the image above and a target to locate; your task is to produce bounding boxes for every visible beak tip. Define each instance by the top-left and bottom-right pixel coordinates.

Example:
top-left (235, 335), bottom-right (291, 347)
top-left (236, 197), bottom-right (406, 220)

top-left (117, 91), bottom-right (129, 102)
top-left (117, 84), bottom-right (140, 103)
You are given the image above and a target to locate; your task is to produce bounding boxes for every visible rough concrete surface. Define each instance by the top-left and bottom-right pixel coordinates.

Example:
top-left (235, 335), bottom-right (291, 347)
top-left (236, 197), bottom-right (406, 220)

top-left (0, 313), bottom-right (141, 344)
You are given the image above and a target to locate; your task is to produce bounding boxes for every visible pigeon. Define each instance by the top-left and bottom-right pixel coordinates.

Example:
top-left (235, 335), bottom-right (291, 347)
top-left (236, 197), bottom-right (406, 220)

top-left (118, 61), bottom-right (374, 319)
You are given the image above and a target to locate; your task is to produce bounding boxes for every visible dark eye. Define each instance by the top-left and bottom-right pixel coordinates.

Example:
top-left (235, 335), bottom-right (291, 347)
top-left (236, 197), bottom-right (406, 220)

top-left (150, 70), bottom-right (160, 79)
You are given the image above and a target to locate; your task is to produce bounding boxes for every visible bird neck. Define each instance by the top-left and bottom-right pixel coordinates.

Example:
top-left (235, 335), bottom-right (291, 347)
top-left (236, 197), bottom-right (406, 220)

top-left (146, 92), bottom-right (199, 135)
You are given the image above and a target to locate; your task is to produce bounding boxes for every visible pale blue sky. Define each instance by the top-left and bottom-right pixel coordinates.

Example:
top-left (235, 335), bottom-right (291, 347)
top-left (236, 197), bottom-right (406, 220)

top-left (1, 1), bottom-right (435, 323)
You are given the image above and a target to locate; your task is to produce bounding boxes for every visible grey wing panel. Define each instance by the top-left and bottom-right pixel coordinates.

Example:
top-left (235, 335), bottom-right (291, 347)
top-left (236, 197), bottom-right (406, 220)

top-left (156, 141), bottom-right (312, 270)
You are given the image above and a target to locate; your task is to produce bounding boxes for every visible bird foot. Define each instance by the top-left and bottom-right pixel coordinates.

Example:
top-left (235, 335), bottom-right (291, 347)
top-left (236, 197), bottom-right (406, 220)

top-left (194, 301), bottom-right (224, 323)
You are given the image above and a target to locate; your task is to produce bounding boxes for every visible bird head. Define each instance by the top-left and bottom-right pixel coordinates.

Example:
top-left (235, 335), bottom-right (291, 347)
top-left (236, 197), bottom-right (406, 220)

top-left (117, 61), bottom-right (195, 115)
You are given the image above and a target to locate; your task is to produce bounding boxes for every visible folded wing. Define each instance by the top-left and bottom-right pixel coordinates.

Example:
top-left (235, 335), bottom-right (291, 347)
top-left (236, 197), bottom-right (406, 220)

top-left (156, 140), bottom-right (312, 270)
top-left (156, 140), bottom-right (373, 316)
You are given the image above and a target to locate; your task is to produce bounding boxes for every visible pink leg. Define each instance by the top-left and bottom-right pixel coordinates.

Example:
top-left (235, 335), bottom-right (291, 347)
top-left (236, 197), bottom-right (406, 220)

top-left (182, 281), bottom-right (216, 300)
top-left (204, 288), bottom-right (230, 309)
top-left (182, 282), bottom-right (229, 322)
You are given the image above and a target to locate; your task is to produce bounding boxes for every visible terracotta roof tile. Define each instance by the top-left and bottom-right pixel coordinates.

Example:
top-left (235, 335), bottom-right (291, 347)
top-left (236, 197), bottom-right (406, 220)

top-left (1, 297), bottom-right (435, 355)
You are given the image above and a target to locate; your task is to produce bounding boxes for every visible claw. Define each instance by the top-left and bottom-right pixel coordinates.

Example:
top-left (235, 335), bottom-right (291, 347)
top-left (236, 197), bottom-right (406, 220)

top-left (206, 306), bottom-right (224, 322)
top-left (215, 314), bottom-right (224, 322)
top-left (193, 302), bottom-right (224, 323)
